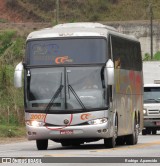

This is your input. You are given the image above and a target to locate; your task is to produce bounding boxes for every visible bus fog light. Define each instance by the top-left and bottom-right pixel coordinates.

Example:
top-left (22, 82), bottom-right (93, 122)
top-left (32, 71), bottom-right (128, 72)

top-left (26, 120), bottom-right (45, 127)
top-left (97, 130), bottom-right (102, 133)
top-left (28, 131), bottom-right (32, 135)
top-left (103, 129), bottom-right (107, 132)
top-left (88, 118), bottom-right (108, 125)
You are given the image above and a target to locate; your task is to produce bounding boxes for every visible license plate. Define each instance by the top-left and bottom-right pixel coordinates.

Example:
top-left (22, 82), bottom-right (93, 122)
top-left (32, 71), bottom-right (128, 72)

top-left (60, 130), bottom-right (73, 135)
top-left (156, 122), bottom-right (160, 126)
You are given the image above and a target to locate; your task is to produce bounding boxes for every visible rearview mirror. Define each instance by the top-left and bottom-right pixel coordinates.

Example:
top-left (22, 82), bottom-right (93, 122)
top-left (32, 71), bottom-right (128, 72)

top-left (105, 59), bottom-right (114, 85)
top-left (14, 62), bottom-right (23, 88)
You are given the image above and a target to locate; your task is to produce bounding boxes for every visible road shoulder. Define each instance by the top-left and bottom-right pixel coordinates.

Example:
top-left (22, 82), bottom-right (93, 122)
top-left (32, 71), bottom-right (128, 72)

top-left (0, 137), bottom-right (27, 144)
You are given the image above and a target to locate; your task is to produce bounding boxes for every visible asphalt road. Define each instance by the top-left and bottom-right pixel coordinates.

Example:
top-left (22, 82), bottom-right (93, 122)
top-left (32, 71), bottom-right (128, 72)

top-left (0, 133), bottom-right (160, 165)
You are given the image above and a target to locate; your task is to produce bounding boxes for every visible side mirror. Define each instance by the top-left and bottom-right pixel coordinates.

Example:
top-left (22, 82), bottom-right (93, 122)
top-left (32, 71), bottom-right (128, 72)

top-left (14, 62), bottom-right (23, 88)
top-left (105, 59), bottom-right (114, 85)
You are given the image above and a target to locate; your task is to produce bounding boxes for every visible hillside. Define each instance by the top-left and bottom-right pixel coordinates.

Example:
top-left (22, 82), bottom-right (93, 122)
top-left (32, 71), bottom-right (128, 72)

top-left (1, 0), bottom-right (160, 23)
top-left (0, 0), bottom-right (24, 22)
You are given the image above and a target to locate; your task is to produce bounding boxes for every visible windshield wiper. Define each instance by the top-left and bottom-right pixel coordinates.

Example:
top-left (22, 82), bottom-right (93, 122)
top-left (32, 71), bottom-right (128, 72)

top-left (45, 85), bottom-right (63, 113)
top-left (45, 73), bottom-right (63, 113)
top-left (68, 84), bottom-right (86, 110)
top-left (67, 71), bottom-right (86, 110)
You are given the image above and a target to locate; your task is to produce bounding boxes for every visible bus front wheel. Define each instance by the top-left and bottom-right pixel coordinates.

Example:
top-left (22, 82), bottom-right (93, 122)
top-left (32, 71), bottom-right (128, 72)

top-left (36, 139), bottom-right (48, 150)
top-left (104, 115), bottom-right (118, 148)
top-left (104, 137), bottom-right (116, 148)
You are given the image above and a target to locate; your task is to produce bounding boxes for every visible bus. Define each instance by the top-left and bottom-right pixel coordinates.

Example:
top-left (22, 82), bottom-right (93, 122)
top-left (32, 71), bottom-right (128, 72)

top-left (14, 22), bottom-right (143, 150)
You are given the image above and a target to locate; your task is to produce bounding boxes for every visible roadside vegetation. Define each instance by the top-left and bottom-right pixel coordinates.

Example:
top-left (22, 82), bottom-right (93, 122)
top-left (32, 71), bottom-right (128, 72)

top-left (0, 30), bottom-right (25, 137)
top-left (143, 52), bottom-right (160, 61)
top-left (0, 125), bottom-right (25, 137)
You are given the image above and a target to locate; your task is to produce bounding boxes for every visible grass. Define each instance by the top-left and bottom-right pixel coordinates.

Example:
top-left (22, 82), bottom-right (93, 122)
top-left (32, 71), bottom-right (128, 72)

top-left (0, 30), bottom-right (25, 129)
top-left (0, 125), bottom-right (26, 137)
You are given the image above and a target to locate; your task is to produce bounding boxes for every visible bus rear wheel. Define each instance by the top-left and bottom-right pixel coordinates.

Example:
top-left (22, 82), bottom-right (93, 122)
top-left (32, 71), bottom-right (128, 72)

top-left (36, 139), bottom-right (48, 150)
top-left (126, 119), bottom-right (138, 145)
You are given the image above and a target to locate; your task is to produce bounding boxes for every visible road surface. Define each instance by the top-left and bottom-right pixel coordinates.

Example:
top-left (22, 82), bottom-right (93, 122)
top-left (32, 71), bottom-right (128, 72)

top-left (0, 133), bottom-right (160, 165)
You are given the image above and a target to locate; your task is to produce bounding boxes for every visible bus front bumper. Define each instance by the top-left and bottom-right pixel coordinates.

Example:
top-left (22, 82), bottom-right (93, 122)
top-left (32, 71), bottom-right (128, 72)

top-left (26, 122), bottom-right (110, 140)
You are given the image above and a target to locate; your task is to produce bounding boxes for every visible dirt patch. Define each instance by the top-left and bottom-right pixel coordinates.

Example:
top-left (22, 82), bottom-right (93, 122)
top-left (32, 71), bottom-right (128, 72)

top-left (0, 137), bottom-right (27, 144)
top-left (0, 0), bottom-right (23, 22)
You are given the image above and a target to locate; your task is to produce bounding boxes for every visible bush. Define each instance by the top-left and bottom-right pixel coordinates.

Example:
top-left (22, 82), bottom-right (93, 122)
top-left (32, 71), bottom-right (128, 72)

top-left (0, 30), bottom-right (25, 64)
top-left (0, 30), bottom-right (16, 56)
top-left (143, 53), bottom-right (151, 61)
top-left (0, 30), bottom-right (25, 126)
top-left (143, 51), bottom-right (160, 61)
top-left (0, 65), bottom-right (24, 126)
top-left (153, 51), bottom-right (160, 60)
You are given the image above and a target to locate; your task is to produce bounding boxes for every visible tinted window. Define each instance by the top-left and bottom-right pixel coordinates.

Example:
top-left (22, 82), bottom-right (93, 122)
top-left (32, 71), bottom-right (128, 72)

top-left (26, 38), bottom-right (107, 65)
top-left (111, 35), bottom-right (142, 71)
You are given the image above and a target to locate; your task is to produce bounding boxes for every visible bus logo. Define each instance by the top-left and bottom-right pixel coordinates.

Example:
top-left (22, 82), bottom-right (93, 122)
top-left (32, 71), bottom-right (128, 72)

top-left (55, 56), bottom-right (73, 64)
top-left (81, 113), bottom-right (92, 120)
top-left (64, 119), bottom-right (69, 125)
top-left (2, 158), bottom-right (12, 163)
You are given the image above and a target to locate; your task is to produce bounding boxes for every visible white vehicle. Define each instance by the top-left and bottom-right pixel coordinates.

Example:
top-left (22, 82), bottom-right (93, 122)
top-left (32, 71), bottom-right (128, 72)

top-left (143, 84), bottom-right (160, 135)
top-left (14, 22), bottom-right (143, 150)
top-left (143, 62), bottom-right (160, 135)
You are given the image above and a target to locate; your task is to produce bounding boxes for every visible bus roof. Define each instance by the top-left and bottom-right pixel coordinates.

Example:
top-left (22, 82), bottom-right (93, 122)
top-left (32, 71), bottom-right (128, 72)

top-left (27, 22), bottom-right (138, 42)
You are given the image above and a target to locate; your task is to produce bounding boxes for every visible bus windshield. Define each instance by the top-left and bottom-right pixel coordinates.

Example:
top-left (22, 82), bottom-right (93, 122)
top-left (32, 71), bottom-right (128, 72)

top-left (26, 38), bottom-right (107, 65)
top-left (144, 87), bottom-right (160, 103)
top-left (25, 66), bottom-right (107, 112)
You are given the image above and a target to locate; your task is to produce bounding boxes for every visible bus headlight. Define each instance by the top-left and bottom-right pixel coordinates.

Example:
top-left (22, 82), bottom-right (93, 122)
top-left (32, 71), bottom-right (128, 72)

top-left (88, 118), bottom-right (108, 125)
top-left (26, 120), bottom-right (45, 127)
top-left (143, 109), bottom-right (147, 115)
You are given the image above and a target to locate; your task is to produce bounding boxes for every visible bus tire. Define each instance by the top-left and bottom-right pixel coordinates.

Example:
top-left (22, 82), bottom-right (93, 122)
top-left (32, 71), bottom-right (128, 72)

top-left (116, 136), bottom-right (125, 145)
top-left (36, 139), bottom-right (48, 150)
top-left (104, 137), bottom-right (116, 148)
top-left (104, 115), bottom-right (118, 148)
top-left (126, 119), bottom-right (138, 145)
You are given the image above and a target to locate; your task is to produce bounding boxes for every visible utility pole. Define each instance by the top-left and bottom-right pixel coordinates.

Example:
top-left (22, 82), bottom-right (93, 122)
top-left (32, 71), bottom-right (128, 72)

top-left (56, 0), bottom-right (59, 24)
top-left (149, 3), bottom-right (153, 59)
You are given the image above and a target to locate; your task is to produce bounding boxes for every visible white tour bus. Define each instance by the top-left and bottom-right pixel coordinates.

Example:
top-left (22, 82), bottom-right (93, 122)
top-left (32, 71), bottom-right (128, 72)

top-left (14, 22), bottom-right (143, 150)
